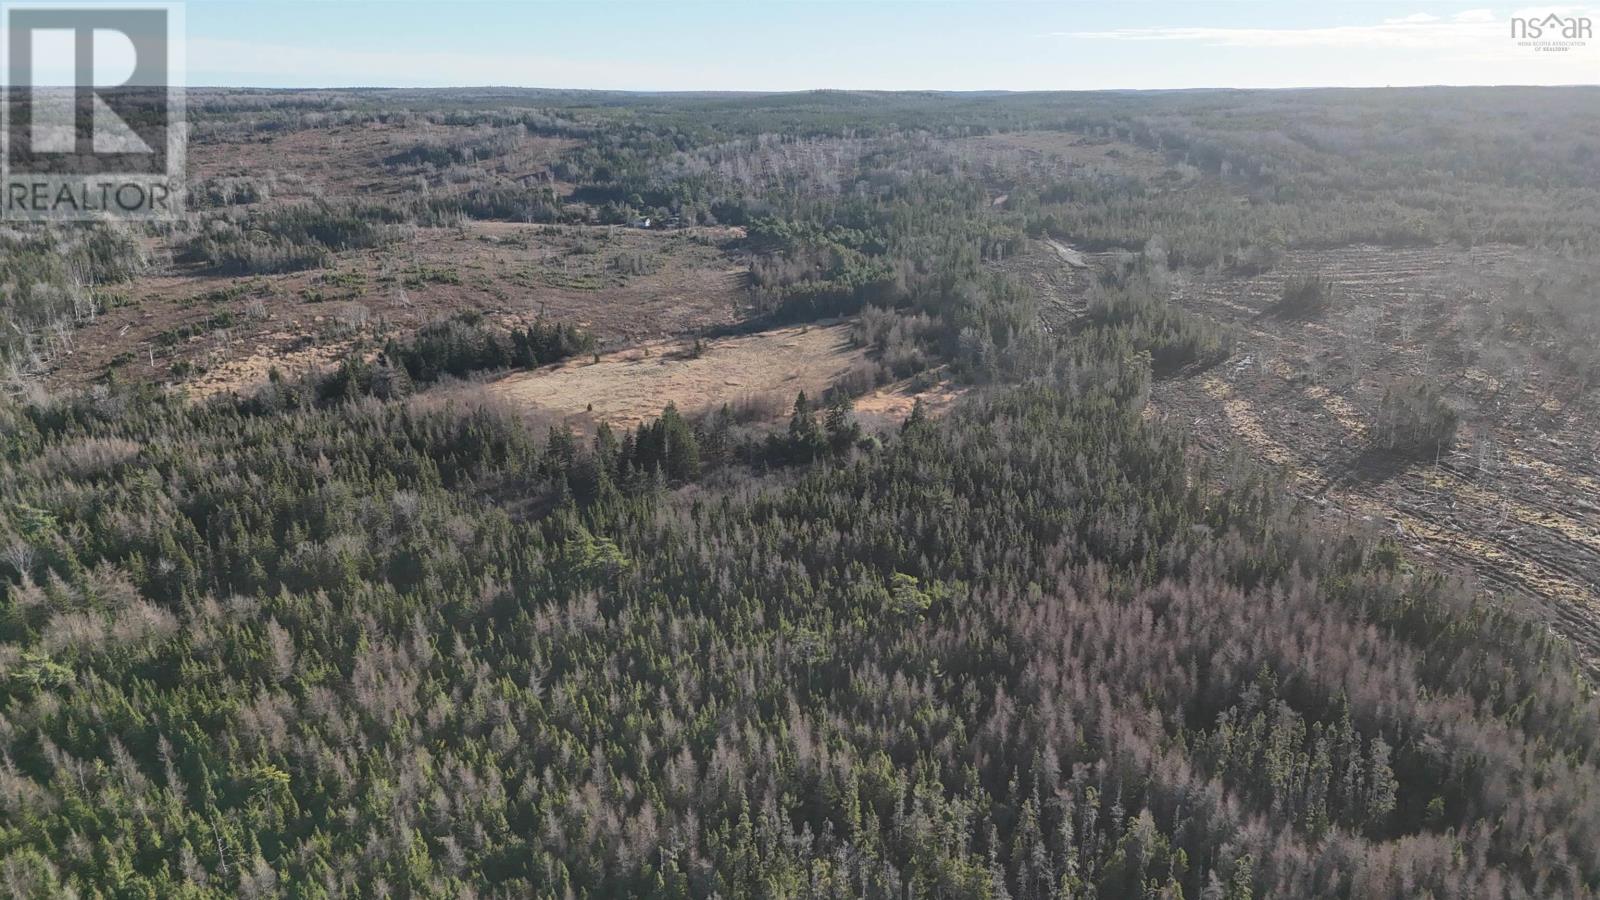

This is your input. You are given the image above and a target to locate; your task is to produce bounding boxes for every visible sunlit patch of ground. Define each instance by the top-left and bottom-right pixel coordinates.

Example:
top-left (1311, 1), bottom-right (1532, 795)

top-left (487, 322), bottom-right (866, 429)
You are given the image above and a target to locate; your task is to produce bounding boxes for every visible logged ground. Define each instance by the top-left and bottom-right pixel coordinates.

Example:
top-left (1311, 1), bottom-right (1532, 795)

top-left (1005, 236), bottom-right (1099, 331)
top-left (48, 117), bottom-right (742, 396)
top-left (1125, 244), bottom-right (1600, 664)
top-left (1002, 235), bottom-right (1600, 666)
top-left (58, 222), bottom-right (748, 396)
top-left (188, 118), bottom-right (580, 204)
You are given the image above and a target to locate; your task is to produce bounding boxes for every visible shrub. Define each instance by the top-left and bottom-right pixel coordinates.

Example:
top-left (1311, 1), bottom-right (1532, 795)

top-left (610, 252), bottom-right (661, 276)
top-left (830, 361), bottom-right (882, 398)
top-left (1274, 275), bottom-right (1334, 318)
top-left (510, 318), bottom-right (597, 368)
top-left (185, 202), bottom-right (409, 275)
top-left (385, 313), bottom-right (596, 384)
top-left (1373, 377), bottom-right (1459, 458)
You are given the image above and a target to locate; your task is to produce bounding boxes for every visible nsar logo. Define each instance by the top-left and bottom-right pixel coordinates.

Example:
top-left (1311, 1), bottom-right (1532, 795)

top-left (1511, 12), bottom-right (1593, 52)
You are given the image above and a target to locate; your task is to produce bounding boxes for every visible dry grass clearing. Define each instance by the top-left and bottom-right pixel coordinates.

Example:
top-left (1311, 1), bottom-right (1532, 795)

top-left (853, 376), bottom-right (968, 422)
top-left (488, 322), bottom-right (867, 429)
top-left (184, 339), bottom-right (362, 402)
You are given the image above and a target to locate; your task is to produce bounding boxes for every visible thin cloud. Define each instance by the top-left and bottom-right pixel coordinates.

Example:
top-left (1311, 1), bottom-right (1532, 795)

top-left (1048, 7), bottom-right (1592, 51)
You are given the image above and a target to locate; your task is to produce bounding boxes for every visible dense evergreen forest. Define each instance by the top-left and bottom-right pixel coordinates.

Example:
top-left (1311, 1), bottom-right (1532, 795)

top-left (2, 88), bottom-right (1600, 898)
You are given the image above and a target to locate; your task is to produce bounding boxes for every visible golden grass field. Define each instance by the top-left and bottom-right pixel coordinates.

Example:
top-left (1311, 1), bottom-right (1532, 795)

top-left (487, 322), bottom-right (866, 428)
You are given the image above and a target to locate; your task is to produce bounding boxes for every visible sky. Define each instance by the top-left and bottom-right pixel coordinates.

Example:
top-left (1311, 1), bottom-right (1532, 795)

top-left (172, 1), bottom-right (1600, 90)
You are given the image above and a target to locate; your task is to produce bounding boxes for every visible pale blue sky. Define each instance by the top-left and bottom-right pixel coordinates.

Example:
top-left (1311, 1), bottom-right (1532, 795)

top-left (180, 1), bottom-right (1600, 90)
